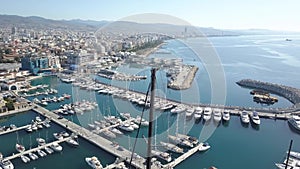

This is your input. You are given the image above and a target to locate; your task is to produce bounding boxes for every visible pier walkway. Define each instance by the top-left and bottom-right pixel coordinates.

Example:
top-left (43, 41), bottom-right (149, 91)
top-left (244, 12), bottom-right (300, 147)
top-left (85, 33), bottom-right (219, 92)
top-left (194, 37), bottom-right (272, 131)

top-left (0, 124), bottom-right (30, 136)
top-left (32, 105), bottom-right (161, 169)
top-left (5, 136), bottom-right (70, 161)
top-left (163, 143), bottom-right (203, 169)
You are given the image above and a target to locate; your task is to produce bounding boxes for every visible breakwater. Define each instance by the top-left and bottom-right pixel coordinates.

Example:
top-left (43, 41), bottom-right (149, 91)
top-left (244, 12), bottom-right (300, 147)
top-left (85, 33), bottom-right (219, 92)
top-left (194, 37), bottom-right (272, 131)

top-left (236, 79), bottom-right (300, 108)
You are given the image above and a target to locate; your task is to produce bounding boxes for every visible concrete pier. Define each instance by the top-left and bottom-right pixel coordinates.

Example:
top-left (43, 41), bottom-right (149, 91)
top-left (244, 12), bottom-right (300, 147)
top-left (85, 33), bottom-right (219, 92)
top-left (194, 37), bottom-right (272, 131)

top-left (5, 136), bottom-right (70, 161)
top-left (32, 105), bottom-right (161, 169)
top-left (167, 65), bottom-right (198, 90)
top-left (0, 124), bottom-right (30, 136)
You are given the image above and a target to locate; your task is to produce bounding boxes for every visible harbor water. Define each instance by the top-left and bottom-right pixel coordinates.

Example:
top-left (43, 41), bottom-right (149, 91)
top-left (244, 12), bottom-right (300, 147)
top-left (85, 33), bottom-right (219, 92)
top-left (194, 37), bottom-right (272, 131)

top-left (1, 35), bottom-right (300, 169)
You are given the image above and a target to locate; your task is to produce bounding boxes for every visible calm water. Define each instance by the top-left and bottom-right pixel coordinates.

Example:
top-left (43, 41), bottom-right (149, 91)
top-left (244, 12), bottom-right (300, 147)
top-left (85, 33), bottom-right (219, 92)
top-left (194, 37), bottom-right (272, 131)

top-left (1, 35), bottom-right (300, 169)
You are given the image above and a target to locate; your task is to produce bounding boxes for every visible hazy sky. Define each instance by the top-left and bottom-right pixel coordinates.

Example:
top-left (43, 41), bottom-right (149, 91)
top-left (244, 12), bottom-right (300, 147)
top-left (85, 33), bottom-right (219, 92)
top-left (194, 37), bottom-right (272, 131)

top-left (0, 0), bottom-right (299, 31)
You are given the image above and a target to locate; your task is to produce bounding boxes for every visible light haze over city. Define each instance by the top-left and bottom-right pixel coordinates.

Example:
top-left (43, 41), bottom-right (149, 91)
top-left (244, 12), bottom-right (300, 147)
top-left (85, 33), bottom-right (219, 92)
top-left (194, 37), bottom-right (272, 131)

top-left (0, 0), bottom-right (299, 31)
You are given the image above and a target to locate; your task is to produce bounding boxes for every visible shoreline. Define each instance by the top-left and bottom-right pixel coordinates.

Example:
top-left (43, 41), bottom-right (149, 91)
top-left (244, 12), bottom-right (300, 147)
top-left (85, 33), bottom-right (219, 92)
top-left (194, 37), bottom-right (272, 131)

top-left (136, 42), bottom-right (166, 57)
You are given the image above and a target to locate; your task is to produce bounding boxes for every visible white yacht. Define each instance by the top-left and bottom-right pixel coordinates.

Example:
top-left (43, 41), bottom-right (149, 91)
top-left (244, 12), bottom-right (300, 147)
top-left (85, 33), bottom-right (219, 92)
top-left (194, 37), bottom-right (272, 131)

top-left (50, 143), bottom-right (63, 152)
top-left (288, 116), bottom-right (300, 131)
top-left (151, 149), bottom-right (172, 162)
top-left (160, 142), bottom-right (184, 154)
top-left (170, 106), bottom-right (186, 114)
top-left (66, 138), bottom-right (80, 147)
top-left (168, 135), bottom-right (193, 148)
top-left (251, 111), bottom-right (261, 125)
top-left (275, 157), bottom-right (300, 169)
top-left (198, 142), bottom-right (211, 152)
top-left (176, 133), bottom-right (199, 146)
top-left (185, 108), bottom-right (194, 117)
top-left (240, 111), bottom-right (250, 124)
top-left (85, 156), bottom-right (103, 169)
top-left (44, 146), bottom-right (54, 154)
top-left (203, 107), bottom-right (212, 121)
top-left (20, 155), bottom-right (31, 163)
top-left (118, 123), bottom-right (134, 132)
top-left (0, 159), bottom-right (14, 169)
top-left (222, 110), bottom-right (230, 121)
top-left (28, 152), bottom-right (38, 160)
top-left (53, 133), bottom-right (63, 140)
top-left (290, 151), bottom-right (300, 160)
top-left (36, 138), bottom-right (46, 146)
top-left (134, 116), bottom-right (149, 126)
top-left (213, 109), bottom-right (222, 123)
top-left (15, 143), bottom-right (25, 153)
top-left (36, 149), bottom-right (47, 157)
top-left (194, 107), bottom-right (203, 120)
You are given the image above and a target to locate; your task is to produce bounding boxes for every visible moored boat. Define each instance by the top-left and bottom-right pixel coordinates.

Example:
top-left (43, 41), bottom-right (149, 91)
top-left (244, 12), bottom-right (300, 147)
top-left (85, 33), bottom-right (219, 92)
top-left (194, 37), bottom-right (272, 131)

top-left (15, 143), bottom-right (25, 153)
top-left (85, 156), bottom-right (103, 169)
top-left (251, 111), bottom-right (261, 125)
top-left (160, 141), bottom-right (184, 154)
top-left (50, 143), bottom-right (63, 152)
top-left (240, 111), bottom-right (250, 124)
top-left (0, 159), bottom-right (14, 169)
top-left (199, 142), bottom-right (211, 152)
top-left (213, 109), bottom-right (222, 123)
top-left (222, 110), bottom-right (230, 121)
top-left (20, 155), bottom-right (31, 163)
top-left (151, 149), bottom-right (172, 162)
top-left (194, 107), bottom-right (203, 120)
top-left (203, 107), bottom-right (212, 121)
top-left (288, 116), bottom-right (300, 131)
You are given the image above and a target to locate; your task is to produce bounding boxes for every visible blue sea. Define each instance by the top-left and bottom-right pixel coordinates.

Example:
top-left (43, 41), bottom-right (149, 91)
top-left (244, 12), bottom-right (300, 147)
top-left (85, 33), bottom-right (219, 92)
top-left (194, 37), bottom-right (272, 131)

top-left (1, 35), bottom-right (300, 169)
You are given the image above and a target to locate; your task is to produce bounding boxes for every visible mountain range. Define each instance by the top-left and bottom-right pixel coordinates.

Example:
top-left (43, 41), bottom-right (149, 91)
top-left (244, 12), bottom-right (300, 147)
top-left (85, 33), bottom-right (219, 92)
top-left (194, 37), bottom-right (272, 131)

top-left (0, 14), bottom-right (295, 36)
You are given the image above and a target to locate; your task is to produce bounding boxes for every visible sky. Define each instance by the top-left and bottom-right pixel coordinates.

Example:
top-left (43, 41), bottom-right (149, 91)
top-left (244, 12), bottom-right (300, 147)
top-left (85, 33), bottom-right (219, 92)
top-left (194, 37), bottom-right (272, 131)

top-left (0, 0), bottom-right (299, 31)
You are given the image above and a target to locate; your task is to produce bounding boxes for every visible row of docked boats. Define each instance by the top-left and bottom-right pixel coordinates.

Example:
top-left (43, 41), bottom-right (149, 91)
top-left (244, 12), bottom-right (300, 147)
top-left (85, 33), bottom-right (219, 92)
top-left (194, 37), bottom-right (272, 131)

top-left (32, 93), bottom-right (71, 106)
top-left (14, 138), bottom-right (64, 164)
top-left (19, 88), bottom-right (58, 97)
top-left (0, 124), bottom-right (17, 133)
top-left (240, 111), bottom-right (260, 125)
top-left (25, 116), bottom-right (51, 133)
top-left (276, 151), bottom-right (300, 169)
top-left (87, 114), bottom-right (150, 139)
top-left (52, 100), bottom-right (98, 116)
top-left (85, 156), bottom-right (129, 169)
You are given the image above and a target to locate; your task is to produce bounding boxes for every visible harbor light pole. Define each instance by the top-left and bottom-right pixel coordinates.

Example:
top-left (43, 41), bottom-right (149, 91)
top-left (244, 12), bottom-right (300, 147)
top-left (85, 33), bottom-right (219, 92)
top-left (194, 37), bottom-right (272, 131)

top-left (146, 68), bottom-right (157, 169)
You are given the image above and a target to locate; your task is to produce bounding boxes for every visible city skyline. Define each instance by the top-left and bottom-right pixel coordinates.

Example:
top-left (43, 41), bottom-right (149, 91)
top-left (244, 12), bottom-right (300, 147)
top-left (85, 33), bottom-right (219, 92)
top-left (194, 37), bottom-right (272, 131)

top-left (0, 0), bottom-right (299, 32)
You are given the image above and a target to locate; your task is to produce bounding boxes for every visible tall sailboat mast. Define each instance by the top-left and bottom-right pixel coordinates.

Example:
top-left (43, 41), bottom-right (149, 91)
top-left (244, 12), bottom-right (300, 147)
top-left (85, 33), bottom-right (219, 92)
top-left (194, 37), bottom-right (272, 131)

top-left (146, 68), bottom-right (157, 169)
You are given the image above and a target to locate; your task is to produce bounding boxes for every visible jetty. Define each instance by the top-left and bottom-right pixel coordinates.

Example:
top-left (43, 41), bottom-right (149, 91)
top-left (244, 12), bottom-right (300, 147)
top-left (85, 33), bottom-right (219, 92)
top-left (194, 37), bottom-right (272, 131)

top-left (0, 124), bottom-right (30, 136)
top-left (31, 105), bottom-right (161, 169)
top-left (4, 136), bottom-right (70, 161)
top-left (167, 65), bottom-right (198, 90)
top-left (237, 79), bottom-right (300, 108)
top-left (163, 143), bottom-right (204, 168)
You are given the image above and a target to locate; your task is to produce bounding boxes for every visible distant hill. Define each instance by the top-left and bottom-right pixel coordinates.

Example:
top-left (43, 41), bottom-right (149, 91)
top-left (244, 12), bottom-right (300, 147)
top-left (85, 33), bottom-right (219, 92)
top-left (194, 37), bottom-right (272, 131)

top-left (1, 14), bottom-right (294, 36)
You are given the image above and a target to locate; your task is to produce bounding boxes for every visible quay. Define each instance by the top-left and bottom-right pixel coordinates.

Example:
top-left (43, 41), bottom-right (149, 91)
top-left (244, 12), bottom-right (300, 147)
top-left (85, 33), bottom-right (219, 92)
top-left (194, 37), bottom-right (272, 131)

top-left (32, 104), bottom-right (161, 169)
top-left (5, 136), bottom-right (71, 161)
top-left (0, 124), bottom-right (30, 136)
top-left (167, 65), bottom-right (198, 90)
top-left (93, 80), bottom-right (298, 119)
top-left (163, 143), bottom-right (204, 169)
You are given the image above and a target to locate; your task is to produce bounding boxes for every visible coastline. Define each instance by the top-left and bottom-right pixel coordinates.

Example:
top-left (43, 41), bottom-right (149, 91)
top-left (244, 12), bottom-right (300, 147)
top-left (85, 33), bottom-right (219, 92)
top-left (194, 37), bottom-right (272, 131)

top-left (136, 42), bottom-right (166, 57)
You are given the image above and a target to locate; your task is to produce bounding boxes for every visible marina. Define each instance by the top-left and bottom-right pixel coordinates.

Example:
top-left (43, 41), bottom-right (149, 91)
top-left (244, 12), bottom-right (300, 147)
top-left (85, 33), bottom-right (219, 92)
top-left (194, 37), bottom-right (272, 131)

top-left (1, 35), bottom-right (300, 169)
